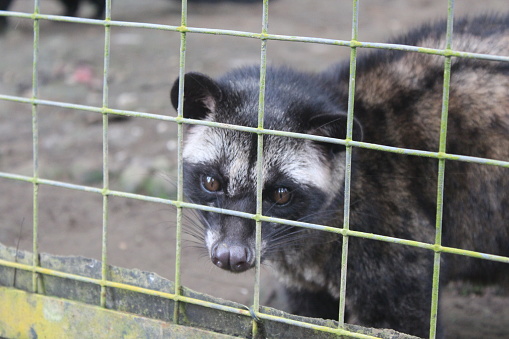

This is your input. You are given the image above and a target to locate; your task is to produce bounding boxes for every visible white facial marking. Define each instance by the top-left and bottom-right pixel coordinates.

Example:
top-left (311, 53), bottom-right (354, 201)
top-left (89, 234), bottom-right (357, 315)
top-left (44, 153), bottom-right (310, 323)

top-left (183, 125), bottom-right (219, 164)
top-left (205, 228), bottom-right (220, 254)
top-left (277, 143), bottom-right (329, 187)
top-left (185, 125), bottom-right (345, 206)
top-left (265, 138), bottom-right (345, 200)
top-left (228, 151), bottom-right (251, 196)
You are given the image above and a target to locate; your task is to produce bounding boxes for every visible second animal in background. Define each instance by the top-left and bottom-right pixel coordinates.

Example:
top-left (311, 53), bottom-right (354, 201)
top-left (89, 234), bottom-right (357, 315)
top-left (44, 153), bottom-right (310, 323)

top-left (0, 0), bottom-right (105, 33)
top-left (58, 0), bottom-right (106, 19)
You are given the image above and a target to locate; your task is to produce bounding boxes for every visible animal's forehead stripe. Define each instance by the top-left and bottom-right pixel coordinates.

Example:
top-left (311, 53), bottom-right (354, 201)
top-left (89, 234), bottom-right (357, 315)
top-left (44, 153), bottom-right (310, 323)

top-left (184, 129), bottom-right (335, 194)
top-left (183, 125), bottom-right (218, 164)
top-left (265, 139), bottom-right (332, 189)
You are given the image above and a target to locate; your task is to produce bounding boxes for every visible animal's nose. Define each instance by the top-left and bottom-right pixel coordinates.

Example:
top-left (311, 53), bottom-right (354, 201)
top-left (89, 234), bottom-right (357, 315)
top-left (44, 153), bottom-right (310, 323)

top-left (211, 244), bottom-right (251, 272)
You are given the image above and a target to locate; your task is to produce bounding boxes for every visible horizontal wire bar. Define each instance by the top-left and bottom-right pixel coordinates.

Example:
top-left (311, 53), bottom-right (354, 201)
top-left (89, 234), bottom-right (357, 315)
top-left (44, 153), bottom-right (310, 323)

top-left (1, 95), bottom-right (509, 168)
top-left (1, 11), bottom-right (509, 63)
top-left (0, 259), bottom-right (379, 339)
top-left (2, 4), bottom-right (507, 338)
top-left (1, 172), bottom-right (508, 264)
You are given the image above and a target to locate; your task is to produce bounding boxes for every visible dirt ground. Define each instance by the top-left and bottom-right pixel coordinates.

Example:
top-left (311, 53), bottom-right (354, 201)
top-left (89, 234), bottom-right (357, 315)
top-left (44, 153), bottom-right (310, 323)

top-left (1, 0), bottom-right (508, 338)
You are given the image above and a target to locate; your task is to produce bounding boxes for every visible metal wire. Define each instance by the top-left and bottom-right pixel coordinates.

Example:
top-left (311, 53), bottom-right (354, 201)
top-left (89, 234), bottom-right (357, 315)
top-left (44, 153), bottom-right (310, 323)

top-left (429, 1), bottom-right (455, 338)
top-left (2, 94), bottom-right (509, 168)
top-left (30, 0), bottom-right (41, 295)
top-left (338, 0), bottom-right (359, 328)
top-left (172, 0), bottom-right (189, 325)
top-left (0, 1), bottom-right (508, 338)
top-left (252, 1), bottom-right (270, 336)
top-left (99, 0), bottom-right (113, 310)
top-left (1, 10), bottom-right (509, 63)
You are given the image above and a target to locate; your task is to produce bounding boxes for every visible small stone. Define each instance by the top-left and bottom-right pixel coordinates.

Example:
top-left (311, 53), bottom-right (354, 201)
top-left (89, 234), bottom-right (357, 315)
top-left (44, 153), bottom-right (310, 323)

top-left (116, 92), bottom-right (139, 110)
top-left (118, 159), bottom-right (150, 193)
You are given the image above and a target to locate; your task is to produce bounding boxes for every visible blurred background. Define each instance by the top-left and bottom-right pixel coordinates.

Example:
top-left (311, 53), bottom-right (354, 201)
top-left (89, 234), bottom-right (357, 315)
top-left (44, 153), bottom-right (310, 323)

top-left (1, 1), bottom-right (508, 338)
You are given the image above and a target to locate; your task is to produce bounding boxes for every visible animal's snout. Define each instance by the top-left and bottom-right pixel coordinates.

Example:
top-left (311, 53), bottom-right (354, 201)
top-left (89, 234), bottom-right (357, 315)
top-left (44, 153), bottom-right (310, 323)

top-left (211, 243), bottom-right (252, 272)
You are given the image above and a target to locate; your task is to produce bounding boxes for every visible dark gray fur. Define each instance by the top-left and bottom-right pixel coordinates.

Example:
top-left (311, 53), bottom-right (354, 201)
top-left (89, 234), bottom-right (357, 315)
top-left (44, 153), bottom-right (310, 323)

top-left (57, 0), bottom-right (106, 18)
top-left (171, 15), bottom-right (509, 338)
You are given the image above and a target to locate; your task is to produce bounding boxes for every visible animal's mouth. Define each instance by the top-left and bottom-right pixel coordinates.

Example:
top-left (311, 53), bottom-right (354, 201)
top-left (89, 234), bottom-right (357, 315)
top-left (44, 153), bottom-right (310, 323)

top-left (210, 243), bottom-right (255, 273)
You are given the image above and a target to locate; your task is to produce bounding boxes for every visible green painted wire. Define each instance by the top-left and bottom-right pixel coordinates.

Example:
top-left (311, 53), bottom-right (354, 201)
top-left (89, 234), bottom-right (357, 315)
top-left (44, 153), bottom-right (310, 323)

top-left (5, 93), bottom-right (508, 169)
top-left (253, 0), bottom-right (270, 337)
top-left (31, 0), bottom-right (41, 295)
top-left (2, 168), bottom-right (509, 266)
top-left (429, 1), bottom-right (455, 338)
top-left (174, 0), bottom-right (189, 324)
top-left (338, 0), bottom-right (359, 327)
top-left (100, 0), bottom-right (112, 309)
top-left (1, 9), bottom-right (509, 62)
top-left (0, 0), bottom-right (508, 337)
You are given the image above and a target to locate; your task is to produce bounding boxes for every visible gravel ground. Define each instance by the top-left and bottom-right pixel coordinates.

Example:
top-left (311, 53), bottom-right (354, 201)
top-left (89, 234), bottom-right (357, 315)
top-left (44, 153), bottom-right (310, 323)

top-left (1, 0), bottom-right (508, 338)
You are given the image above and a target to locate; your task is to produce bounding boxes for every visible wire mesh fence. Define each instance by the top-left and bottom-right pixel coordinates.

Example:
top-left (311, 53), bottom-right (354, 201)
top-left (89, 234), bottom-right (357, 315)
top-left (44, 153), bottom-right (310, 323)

top-left (0, 0), bottom-right (508, 338)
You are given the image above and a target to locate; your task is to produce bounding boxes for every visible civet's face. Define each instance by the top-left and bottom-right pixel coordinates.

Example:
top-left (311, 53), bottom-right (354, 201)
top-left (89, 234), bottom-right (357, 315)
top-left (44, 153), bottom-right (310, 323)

top-left (171, 68), bottom-right (360, 272)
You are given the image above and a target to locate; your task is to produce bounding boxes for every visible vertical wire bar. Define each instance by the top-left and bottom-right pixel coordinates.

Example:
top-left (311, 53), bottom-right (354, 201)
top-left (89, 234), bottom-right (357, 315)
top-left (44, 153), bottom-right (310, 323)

top-left (252, 0), bottom-right (269, 336)
top-left (31, 0), bottom-right (41, 294)
top-left (429, 1), bottom-right (454, 337)
top-left (173, 0), bottom-right (188, 324)
top-left (100, 0), bottom-right (112, 308)
top-left (338, 0), bottom-right (359, 327)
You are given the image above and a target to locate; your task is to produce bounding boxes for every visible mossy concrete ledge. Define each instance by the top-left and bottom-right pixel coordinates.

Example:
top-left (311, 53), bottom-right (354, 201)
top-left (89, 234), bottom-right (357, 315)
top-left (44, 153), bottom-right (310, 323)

top-left (0, 287), bottom-right (237, 339)
top-left (0, 243), bottom-right (420, 339)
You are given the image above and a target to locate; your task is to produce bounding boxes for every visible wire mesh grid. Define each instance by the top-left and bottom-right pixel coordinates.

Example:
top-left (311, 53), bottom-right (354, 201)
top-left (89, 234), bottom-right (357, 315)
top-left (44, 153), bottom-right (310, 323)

top-left (0, 0), bottom-right (509, 338)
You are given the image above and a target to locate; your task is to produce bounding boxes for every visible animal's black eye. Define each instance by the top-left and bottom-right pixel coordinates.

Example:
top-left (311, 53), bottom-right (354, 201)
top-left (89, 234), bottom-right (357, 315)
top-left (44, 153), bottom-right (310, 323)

top-left (201, 175), bottom-right (222, 193)
top-left (272, 187), bottom-right (292, 205)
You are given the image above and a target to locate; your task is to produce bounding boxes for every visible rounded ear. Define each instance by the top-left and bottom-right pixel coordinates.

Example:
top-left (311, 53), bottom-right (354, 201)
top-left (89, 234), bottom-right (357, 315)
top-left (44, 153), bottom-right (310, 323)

top-left (308, 113), bottom-right (363, 152)
top-left (170, 72), bottom-right (223, 120)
